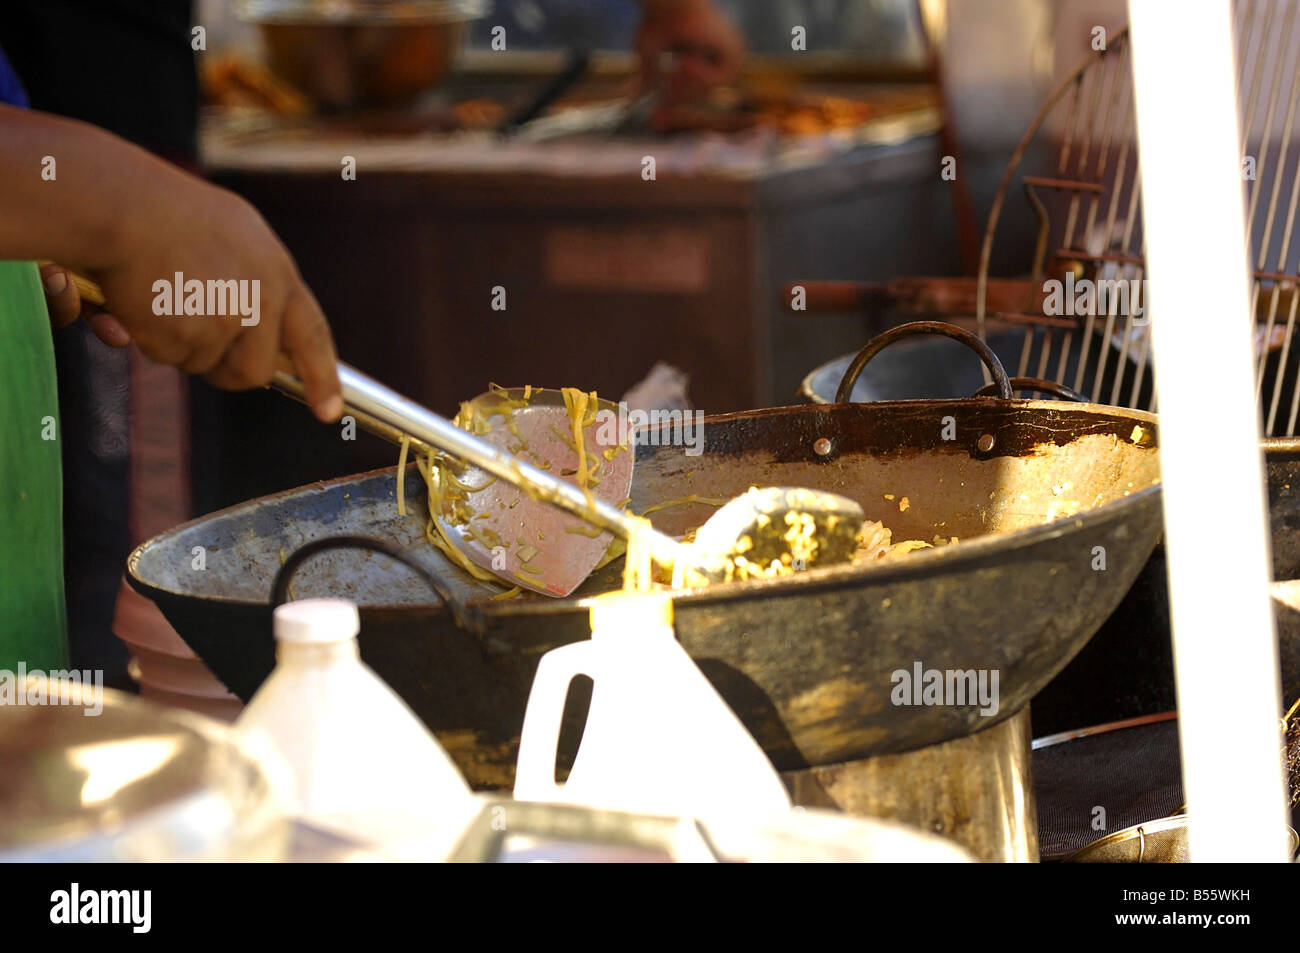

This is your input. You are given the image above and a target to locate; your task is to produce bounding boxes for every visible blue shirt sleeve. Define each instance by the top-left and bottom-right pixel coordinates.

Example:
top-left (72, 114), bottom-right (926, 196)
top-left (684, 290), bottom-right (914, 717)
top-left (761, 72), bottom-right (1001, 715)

top-left (0, 43), bottom-right (29, 108)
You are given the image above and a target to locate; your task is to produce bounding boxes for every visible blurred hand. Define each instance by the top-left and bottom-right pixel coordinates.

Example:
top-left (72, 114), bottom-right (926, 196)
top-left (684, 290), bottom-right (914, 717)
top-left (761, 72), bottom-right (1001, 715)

top-left (88, 178), bottom-right (343, 423)
top-left (636, 0), bottom-right (744, 108)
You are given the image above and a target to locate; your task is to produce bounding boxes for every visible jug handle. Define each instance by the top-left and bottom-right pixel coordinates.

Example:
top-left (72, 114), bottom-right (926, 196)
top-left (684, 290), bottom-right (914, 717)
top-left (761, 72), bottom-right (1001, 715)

top-left (514, 641), bottom-right (599, 802)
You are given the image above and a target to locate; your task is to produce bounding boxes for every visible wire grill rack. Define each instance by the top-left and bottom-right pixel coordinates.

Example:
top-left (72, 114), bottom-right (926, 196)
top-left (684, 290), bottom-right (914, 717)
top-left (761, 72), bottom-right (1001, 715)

top-left (977, 4), bottom-right (1300, 436)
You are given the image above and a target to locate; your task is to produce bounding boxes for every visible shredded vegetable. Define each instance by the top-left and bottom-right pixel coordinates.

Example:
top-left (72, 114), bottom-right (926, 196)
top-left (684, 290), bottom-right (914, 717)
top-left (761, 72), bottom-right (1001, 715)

top-left (560, 387), bottom-right (601, 504)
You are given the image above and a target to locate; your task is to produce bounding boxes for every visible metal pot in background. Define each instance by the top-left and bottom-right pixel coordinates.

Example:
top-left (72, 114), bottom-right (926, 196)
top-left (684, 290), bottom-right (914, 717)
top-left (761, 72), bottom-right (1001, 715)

top-left (235, 0), bottom-right (486, 111)
top-left (0, 682), bottom-right (287, 861)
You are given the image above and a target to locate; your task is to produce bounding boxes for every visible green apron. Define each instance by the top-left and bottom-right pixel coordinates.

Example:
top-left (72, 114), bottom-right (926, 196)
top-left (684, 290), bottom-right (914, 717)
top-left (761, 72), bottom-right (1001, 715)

top-left (0, 260), bottom-right (68, 670)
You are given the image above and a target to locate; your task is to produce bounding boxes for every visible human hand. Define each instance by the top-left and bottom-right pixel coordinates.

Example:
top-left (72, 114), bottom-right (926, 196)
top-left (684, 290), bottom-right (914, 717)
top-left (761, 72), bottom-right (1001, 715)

top-left (41, 261), bottom-right (131, 348)
top-left (89, 174), bottom-right (343, 422)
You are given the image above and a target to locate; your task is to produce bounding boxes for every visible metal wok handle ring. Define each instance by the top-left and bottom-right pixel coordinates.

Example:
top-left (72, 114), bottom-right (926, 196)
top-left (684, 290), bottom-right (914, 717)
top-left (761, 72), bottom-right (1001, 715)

top-left (271, 535), bottom-right (482, 633)
top-left (834, 320), bottom-right (1014, 404)
top-left (971, 377), bottom-right (1087, 401)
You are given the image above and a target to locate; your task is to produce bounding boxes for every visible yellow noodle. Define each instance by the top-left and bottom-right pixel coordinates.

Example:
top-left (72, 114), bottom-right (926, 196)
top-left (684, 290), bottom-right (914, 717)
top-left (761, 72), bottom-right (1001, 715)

top-left (622, 515), bottom-right (655, 592)
top-left (396, 434), bottom-right (411, 517)
top-left (396, 385), bottom-right (667, 601)
top-left (594, 536), bottom-right (627, 571)
top-left (418, 449), bottom-right (502, 584)
top-left (561, 388), bottom-right (599, 507)
top-left (638, 495), bottom-right (729, 517)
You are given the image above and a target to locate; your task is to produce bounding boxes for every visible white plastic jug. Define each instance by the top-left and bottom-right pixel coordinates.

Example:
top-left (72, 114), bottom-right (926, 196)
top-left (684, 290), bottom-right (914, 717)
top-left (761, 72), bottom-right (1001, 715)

top-left (237, 599), bottom-right (477, 852)
top-left (513, 590), bottom-right (791, 822)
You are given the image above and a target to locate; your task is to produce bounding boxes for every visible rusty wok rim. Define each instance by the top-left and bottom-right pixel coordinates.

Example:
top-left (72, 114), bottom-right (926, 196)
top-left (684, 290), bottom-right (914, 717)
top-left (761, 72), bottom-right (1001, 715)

top-left (128, 398), bottom-right (1162, 621)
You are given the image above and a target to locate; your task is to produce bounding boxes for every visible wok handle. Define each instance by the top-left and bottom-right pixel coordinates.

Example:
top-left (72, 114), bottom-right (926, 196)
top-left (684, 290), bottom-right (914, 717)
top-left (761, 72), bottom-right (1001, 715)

top-left (271, 535), bottom-right (480, 633)
top-left (834, 321), bottom-right (1014, 404)
top-left (971, 377), bottom-right (1087, 402)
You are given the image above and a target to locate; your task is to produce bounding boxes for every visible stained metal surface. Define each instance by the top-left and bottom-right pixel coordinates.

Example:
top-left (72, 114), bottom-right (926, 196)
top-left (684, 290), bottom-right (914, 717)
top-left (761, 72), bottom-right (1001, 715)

top-left (803, 341), bottom-right (1300, 732)
top-left (783, 708), bottom-right (1037, 863)
top-left (129, 399), bottom-right (1161, 789)
top-left (1028, 445), bottom-right (1300, 732)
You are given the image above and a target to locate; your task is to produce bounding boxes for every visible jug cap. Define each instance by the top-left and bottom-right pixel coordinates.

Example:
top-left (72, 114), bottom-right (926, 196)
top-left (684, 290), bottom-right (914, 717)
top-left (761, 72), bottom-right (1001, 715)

top-left (274, 598), bottom-right (361, 644)
top-left (587, 590), bottom-right (673, 632)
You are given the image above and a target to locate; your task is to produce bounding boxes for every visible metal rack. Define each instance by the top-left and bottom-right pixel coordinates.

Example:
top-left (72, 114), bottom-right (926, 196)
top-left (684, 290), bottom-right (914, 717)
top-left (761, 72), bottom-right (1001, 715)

top-left (977, 3), bottom-right (1300, 438)
top-left (975, 27), bottom-right (1146, 409)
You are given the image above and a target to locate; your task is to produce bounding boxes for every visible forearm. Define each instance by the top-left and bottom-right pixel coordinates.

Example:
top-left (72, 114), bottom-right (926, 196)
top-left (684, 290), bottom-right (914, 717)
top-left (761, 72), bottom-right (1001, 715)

top-left (0, 104), bottom-right (193, 274)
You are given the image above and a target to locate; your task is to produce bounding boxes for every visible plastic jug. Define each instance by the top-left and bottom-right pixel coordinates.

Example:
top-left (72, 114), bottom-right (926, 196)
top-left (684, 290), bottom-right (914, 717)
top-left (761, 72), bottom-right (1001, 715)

top-left (513, 590), bottom-right (791, 822)
top-left (237, 599), bottom-right (477, 852)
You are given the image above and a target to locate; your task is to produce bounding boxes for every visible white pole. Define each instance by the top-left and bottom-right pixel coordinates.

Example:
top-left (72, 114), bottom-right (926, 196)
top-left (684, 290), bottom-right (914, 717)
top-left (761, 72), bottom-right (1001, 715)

top-left (1127, 0), bottom-right (1290, 861)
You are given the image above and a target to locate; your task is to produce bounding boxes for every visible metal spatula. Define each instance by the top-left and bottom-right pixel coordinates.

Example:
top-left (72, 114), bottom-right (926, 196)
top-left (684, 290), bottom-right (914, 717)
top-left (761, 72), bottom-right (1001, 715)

top-left (274, 363), bottom-right (693, 596)
top-left (273, 364), bottom-right (865, 596)
top-left (427, 386), bottom-right (634, 596)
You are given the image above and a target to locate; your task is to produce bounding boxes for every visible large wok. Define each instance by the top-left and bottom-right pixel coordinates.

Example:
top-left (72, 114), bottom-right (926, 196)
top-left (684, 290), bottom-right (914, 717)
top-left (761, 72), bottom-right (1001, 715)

top-left (130, 385), bottom-right (1162, 789)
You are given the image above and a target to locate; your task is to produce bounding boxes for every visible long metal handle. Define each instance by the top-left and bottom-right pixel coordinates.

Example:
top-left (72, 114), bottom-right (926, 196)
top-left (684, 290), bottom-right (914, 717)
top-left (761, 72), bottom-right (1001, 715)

top-left (272, 363), bottom-right (686, 565)
top-left (60, 266), bottom-right (689, 570)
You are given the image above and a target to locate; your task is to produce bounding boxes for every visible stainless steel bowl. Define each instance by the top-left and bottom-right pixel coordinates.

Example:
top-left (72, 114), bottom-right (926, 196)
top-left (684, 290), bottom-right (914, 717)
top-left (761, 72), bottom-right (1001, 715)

top-left (237, 0), bottom-right (486, 110)
top-left (0, 681), bottom-right (287, 861)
